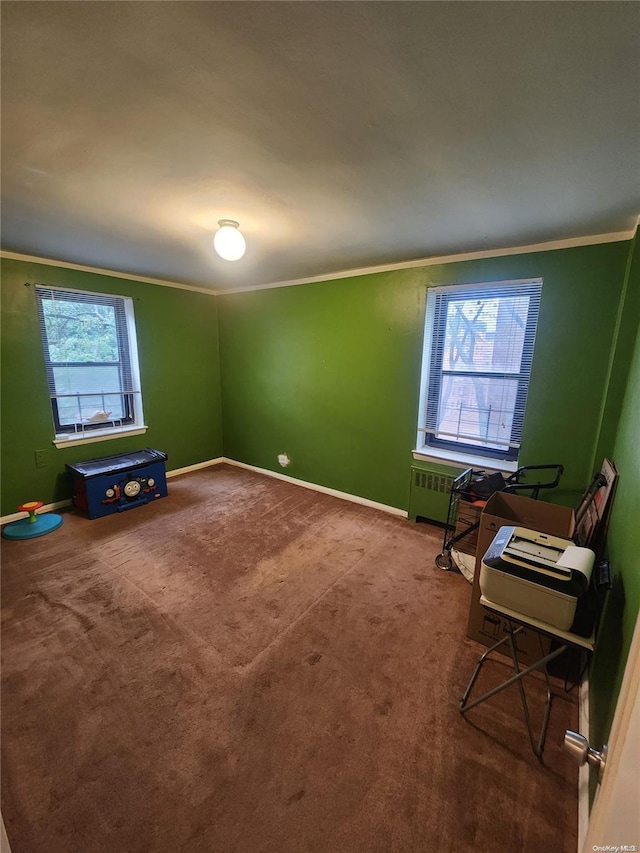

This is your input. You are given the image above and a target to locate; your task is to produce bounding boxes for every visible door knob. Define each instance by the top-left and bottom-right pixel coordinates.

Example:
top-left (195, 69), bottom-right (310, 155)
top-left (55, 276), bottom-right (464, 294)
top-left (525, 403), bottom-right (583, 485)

top-left (564, 730), bottom-right (607, 782)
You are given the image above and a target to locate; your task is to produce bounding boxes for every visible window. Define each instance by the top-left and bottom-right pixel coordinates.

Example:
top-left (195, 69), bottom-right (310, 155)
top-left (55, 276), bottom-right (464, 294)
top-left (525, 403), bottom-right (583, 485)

top-left (35, 285), bottom-right (144, 443)
top-left (416, 278), bottom-right (542, 462)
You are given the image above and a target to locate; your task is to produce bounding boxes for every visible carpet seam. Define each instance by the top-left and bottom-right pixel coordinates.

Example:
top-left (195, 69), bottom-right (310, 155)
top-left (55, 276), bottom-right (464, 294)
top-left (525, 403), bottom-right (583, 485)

top-left (233, 514), bottom-right (393, 673)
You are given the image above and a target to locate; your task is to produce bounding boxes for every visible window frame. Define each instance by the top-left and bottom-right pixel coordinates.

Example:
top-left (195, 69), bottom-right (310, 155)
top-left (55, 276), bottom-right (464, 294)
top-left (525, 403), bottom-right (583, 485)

top-left (416, 278), bottom-right (542, 464)
top-left (35, 284), bottom-right (145, 444)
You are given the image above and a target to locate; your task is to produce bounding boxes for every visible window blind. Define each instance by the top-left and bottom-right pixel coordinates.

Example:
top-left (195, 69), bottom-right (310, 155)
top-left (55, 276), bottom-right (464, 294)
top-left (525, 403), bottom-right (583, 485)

top-left (420, 278), bottom-right (542, 458)
top-left (35, 285), bottom-right (140, 432)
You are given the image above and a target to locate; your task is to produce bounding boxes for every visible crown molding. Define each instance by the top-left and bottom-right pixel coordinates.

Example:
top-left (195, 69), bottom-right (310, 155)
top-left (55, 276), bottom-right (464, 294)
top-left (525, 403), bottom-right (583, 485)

top-left (2, 217), bottom-right (637, 298)
top-left (0, 250), bottom-right (218, 296)
top-left (222, 224), bottom-right (639, 295)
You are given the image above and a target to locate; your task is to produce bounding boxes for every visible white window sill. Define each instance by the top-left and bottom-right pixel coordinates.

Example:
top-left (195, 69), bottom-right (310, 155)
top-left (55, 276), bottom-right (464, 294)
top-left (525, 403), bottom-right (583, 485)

top-left (412, 446), bottom-right (519, 474)
top-left (53, 425), bottom-right (148, 449)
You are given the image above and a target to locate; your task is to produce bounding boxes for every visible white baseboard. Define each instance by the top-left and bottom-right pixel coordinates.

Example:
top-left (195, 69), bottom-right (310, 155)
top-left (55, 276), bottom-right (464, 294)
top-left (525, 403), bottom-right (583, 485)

top-left (165, 457), bottom-right (225, 478)
top-left (0, 459), bottom-right (226, 524)
top-left (578, 673), bottom-right (590, 850)
top-left (0, 499), bottom-right (72, 525)
top-left (221, 457), bottom-right (408, 518)
top-left (1, 456), bottom-right (407, 524)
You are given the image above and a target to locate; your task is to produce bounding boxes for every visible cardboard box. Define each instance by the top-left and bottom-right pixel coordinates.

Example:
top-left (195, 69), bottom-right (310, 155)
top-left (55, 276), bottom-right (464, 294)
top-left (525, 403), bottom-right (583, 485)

top-left (453, 499), bottom-right (483, 556)
top-left (466, 491), bottom-right (576, 663)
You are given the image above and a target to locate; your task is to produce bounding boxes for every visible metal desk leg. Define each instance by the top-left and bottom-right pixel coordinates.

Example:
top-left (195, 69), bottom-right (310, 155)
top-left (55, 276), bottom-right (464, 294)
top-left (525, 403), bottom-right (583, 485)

top-left (535, 629), bottom-right (556, 757)
top-left (460, 629), bottom-right (523, 709)
top-left (504, 623), bottom-right (540, 755)
top-left (460, 623), bottom-right (568, 758)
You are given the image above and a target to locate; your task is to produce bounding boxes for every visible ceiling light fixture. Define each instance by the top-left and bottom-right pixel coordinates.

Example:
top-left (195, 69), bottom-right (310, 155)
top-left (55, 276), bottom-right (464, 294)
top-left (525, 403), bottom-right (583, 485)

top-left (214, 219), bottom-right (246, 261)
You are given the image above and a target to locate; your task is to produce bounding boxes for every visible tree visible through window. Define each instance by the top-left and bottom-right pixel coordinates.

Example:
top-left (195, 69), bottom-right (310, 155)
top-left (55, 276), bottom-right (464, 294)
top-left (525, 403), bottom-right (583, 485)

top-left (35, 286), bottom-right (142, 435)
top-left (417, 279), bottom-right (542, 461)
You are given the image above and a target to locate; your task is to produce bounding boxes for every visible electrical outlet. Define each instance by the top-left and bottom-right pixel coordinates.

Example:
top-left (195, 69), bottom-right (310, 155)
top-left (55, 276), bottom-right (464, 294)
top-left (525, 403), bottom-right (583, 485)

top-left (35, 449), bottom-right (48, 468)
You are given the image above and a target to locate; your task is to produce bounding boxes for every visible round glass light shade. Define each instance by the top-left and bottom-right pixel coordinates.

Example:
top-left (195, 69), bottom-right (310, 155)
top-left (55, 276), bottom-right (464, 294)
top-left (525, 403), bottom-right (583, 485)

top-left (214, 220), bottom-right (246, 261)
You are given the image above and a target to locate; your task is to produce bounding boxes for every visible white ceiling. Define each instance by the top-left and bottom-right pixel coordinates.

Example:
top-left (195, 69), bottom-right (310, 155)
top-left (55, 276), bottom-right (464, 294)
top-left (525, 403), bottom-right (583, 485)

top-left (1, 1), bottom-right (639, 292)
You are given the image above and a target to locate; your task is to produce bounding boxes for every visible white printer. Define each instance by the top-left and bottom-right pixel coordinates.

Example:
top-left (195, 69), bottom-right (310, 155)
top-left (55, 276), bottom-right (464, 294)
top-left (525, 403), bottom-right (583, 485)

top-left (480, 526), bottom-right (595, 631)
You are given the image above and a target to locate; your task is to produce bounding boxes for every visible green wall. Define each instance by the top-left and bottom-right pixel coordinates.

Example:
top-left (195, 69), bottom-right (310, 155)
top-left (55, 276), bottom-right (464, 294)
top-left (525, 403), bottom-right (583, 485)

top-left (0, 258), bottom-right (223, 514)
top-left (3, 242), bottom-right (629, 518)
top-left (217, 235), bottom-right (638, 782)
top-left (590, 234), bottom-right (640, 757)
top-left (219, 268), bottom-right (424, 509)
top-left (2, 235), bottom-right (639, 793)
top-left (218, 241), bottom-right (630, 511)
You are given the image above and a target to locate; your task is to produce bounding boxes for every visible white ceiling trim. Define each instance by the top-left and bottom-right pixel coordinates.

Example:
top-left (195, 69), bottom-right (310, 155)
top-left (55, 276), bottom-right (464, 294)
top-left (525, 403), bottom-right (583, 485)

top-left (228, 225), bottom-right (639, 295)
top-left (0, 250), bottom-right (218, 296)
top-left (2, 219), bottom-right (637, 298)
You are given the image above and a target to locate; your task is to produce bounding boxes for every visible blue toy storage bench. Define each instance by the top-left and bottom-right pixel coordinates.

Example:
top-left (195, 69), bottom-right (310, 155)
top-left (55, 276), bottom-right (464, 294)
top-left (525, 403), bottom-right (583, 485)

top-left (66, 448), bottom-right (168, 519)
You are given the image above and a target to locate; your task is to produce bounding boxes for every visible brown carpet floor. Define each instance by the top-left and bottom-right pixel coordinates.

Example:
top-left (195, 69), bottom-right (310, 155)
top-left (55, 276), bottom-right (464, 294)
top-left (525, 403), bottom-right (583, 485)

top-left (1, 464), bottom-right (578, 853)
